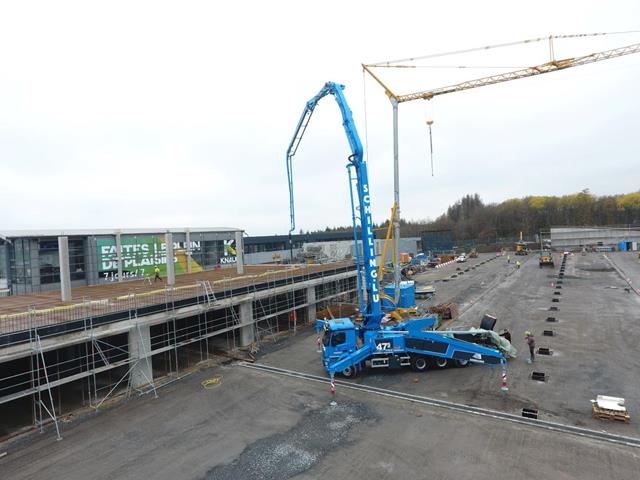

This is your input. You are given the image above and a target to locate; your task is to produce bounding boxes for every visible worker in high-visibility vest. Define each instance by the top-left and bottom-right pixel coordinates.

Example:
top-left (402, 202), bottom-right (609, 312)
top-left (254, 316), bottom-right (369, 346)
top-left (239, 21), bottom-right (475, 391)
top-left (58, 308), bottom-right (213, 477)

top-left (154, 265), bottom-right (162, 282)
top-left (516, 260), bottom-right (521, 269)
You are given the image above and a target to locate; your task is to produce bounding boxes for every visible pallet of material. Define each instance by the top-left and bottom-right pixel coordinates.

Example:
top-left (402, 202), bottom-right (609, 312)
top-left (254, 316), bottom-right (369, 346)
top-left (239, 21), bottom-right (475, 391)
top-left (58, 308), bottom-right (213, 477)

top-left (592, 404), bottom-right (630, 423)
top-left (591, 396), bottom-right (630, 423)
top-left (428, 303), bottom-right (458, 321)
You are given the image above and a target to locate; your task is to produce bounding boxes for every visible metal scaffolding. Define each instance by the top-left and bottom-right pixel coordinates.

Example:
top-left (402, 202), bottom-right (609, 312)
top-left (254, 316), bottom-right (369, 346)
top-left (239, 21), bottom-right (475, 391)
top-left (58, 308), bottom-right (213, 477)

top-left (0, 263), bottom-right (357, 440)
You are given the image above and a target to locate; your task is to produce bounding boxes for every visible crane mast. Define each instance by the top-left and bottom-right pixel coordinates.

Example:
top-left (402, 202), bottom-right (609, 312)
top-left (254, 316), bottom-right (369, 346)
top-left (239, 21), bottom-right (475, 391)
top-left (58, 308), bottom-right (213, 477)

top-left (286, 82), bottom-right (384, 328)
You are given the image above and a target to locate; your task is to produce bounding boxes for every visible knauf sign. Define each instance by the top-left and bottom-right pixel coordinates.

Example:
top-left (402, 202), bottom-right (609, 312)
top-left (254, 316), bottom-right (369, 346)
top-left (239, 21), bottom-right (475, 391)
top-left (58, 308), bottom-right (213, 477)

top-left (220, 239), bottom-right (237, 264)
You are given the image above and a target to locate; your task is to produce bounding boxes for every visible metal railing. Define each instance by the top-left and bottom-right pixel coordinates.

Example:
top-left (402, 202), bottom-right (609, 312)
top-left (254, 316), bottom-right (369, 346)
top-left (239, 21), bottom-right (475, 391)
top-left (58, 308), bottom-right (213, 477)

top-left (0, 263), bottom-right (357, 348)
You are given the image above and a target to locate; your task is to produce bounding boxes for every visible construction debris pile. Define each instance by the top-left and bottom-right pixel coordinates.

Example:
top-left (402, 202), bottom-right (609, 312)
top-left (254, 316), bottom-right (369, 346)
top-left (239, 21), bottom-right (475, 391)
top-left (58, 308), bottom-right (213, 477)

top-left (428, 303), bottom-right (458, 322)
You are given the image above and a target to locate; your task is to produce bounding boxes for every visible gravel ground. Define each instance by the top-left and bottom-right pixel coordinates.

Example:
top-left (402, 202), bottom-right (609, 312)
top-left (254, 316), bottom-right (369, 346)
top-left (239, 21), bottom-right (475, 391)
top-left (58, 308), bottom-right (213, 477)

top-left (203, 401), bottom-right (377, 480)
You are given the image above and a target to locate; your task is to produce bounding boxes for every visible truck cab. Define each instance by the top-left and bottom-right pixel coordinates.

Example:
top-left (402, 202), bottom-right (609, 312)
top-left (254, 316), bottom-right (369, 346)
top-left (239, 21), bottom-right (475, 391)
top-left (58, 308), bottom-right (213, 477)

top-left (539, 250), bottom-right (554, 267)
top-left (320, 318), bottom-right (358, 359)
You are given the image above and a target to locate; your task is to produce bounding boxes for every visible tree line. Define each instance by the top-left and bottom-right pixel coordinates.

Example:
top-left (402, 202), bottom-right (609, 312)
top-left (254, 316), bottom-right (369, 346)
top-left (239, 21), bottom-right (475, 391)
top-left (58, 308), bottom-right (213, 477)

top-left (313, 190), bottom-right (640, 242)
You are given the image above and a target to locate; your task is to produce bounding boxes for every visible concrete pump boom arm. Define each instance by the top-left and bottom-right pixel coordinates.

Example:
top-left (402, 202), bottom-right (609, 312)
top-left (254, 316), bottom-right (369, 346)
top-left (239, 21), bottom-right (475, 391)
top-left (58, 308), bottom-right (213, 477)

top-left (285, 82), bottom-right (383, 326)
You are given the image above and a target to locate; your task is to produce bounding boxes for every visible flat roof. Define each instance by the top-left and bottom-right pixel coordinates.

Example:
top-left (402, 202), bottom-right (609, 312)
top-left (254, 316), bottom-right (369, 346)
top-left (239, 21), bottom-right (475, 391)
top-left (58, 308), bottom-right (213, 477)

top-left (243, 232), bottom-right (420, 244)
top-left (0, 262), bottom-right (355, 336)
top-left (0, 227), bottom-right (242, 239)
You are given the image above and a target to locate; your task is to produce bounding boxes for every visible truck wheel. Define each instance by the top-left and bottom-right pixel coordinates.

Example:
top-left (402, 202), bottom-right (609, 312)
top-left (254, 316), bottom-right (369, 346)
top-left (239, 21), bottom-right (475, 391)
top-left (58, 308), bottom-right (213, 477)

top-left (411, 356), bottom-right (429, 372)
top-left (340, 366), bottom-right (357, 378)
top-left (454, 358), bottom-right (470, 367)
top-left (434, 357), bottom-right (449, 369)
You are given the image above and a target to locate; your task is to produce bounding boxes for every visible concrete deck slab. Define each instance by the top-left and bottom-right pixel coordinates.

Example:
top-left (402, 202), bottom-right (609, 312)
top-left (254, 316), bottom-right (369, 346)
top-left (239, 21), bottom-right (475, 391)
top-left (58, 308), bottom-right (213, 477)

top-left (2, 252), bottom-right (639, 480)
top-left (0, 263), bottom-right (352, 315)
top-left (1, 362), bottom-right (638, 480)
top-left (262, 252), bottom-right (640, 438)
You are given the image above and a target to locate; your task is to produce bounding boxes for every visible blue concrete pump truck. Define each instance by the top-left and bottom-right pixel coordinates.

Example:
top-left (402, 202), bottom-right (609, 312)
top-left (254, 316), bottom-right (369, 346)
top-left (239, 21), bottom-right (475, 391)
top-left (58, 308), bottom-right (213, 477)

top-left (286, 82), bottom-right (515, 383)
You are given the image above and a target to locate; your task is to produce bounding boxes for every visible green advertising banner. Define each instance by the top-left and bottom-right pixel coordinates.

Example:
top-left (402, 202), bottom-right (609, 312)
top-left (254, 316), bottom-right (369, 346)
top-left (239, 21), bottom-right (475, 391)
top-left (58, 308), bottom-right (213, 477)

top-left (97, 236), bottom-right (203, 281)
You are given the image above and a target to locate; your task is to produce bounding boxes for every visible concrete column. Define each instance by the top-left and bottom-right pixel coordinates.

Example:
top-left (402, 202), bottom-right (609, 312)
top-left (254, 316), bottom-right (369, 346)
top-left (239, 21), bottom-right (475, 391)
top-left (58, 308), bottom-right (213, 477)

top-left (165, 232), bottom-right (175, 285)
top-left (29, 239), bottom-right (40, 292)
top-left (129, 324), bottom-right (153, 388)
top-left (115, 232), bottom-right (123, 282)
top-left (235, 230), bottom-right (245, 275)
top-left (185, 229), bottom-right (192, 273)
top-left (0, 242), bottom-right (9, 290)
top-left (84, 237), bottom-right (97, 286)
top-left (58, 236), bottom-right (72, 302)
top-left (238, 300), bottom-right (255, 347)
top-left (307, 285), bottom-right (317, 323)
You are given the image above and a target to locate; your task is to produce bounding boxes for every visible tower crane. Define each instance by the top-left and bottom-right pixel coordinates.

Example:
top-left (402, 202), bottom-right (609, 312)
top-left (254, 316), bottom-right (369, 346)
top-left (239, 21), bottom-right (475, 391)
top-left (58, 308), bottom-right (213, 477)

top-left (362, 35), bottom-right (640, 303)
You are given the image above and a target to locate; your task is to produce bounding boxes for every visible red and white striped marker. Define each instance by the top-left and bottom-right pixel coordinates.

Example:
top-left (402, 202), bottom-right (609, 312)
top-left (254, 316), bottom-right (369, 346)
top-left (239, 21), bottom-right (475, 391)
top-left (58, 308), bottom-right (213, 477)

top-left (329, 376), bottom-right (337, 405)
top-left (501, 368), bottom-right (509, 393)
top-left (316, 336), bottom-right (322, 353)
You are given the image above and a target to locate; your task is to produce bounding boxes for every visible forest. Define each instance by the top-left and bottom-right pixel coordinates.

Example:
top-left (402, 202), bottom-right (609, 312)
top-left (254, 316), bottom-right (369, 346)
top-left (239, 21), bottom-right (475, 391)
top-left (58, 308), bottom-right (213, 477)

top-left (314, 190), bottom-right (640, 241)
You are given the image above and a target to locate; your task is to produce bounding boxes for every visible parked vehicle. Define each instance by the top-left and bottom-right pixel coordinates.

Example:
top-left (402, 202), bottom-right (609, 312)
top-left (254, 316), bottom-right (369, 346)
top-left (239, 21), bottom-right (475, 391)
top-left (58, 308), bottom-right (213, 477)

top-left (539, 250), bottom-right (554, 268)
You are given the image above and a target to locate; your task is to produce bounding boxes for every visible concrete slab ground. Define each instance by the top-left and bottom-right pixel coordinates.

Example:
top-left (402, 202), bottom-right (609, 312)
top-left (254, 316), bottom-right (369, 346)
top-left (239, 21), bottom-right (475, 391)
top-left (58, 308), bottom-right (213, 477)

top-left (410, 253), bottom-right (513, 317)
top-left (1, 252), bottom-right (639, 479)
top-left (1, 363), bottom-right (638, 480)
top-left (263, 251), bottom-right (640, 438)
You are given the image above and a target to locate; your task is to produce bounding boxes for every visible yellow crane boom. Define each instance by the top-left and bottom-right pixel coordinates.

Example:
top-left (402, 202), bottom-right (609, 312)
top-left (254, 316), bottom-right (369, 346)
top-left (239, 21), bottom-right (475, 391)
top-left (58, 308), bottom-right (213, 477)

top-left (363, 42), bottom-right (640, 102)
top-left (362, 36), bottom-right (640, 300)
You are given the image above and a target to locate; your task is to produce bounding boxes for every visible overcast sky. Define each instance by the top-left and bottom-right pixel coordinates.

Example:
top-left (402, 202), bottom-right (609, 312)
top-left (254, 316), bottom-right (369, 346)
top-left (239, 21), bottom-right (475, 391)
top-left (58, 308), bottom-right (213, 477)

top-left (1, 1), bottom-right (639, 236)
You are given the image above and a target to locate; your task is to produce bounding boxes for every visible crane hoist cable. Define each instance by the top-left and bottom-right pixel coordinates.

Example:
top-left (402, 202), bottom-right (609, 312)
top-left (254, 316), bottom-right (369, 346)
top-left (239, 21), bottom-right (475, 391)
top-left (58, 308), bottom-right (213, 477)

top-left (427, 121), bottom-right (434, 176)
top-left (425, 98), bottom-right (435, 176)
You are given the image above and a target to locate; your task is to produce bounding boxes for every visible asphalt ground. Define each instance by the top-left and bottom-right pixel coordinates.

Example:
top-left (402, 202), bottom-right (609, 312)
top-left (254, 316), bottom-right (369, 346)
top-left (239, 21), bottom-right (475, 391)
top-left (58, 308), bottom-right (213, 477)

top-left (2, 359), bottom-right (639, 480)
top-left (1, 252), bottom-right (639, 479)
top-left (409, 253), bottom-right (515, 318)
top-left (263, 252), bottom-right (640, 436)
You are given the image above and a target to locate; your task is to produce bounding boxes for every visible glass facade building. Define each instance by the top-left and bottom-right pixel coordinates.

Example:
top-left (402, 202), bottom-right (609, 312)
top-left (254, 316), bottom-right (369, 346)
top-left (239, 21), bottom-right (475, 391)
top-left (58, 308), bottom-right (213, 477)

top-left (0, 228), bottom-right (240, 295)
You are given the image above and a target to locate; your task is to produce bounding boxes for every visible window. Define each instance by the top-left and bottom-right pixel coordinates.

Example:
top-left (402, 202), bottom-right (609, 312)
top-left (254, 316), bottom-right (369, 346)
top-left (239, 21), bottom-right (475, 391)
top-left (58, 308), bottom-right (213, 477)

top-left (69, 239), bottom-right (85, 280)
top-left (330, 332), bottom-right (346, 347)
top-left (0, 242), bottom-right (7, 278)
top-left (39, 238), bottom-right (86, 284)
top-left (11, 239), bottom-right (32, 285)
top-left (202, 240), bottom-right (222, 267)
top-left (0, 243), bottom-right (7, 289)
top-left (39, 239), bottom-right (60, 284)
top-left (321, 331), bottom-right (346, 347)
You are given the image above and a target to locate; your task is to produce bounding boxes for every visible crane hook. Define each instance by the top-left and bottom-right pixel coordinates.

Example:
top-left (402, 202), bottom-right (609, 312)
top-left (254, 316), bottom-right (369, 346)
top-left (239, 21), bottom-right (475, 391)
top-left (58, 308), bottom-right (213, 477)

top-left (426, 120), bottom-right (434, 177)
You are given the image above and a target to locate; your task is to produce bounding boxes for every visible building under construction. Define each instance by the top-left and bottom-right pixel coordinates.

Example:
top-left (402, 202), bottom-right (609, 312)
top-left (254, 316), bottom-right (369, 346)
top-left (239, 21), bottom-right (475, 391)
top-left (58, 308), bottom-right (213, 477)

top-left (0, 228), bottom-right (357, 440)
